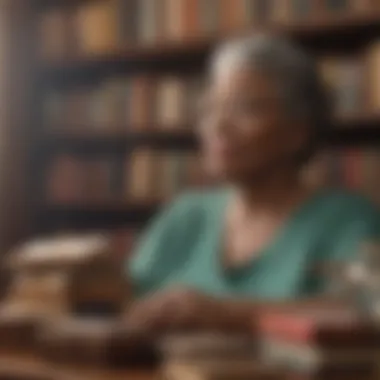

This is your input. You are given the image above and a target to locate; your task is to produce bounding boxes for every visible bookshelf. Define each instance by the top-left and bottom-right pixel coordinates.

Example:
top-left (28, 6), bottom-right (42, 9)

top-left (27, 0), bottom-right (380, 235)
top-left (41, 12), bottom-right (380, 84)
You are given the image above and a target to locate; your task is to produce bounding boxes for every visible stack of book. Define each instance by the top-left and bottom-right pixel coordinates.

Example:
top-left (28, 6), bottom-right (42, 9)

top-left (256, 307), bottom-right (380, 380)
top-left (159, 333), bottom-right (278, 380)
top-left (2, 234), bottom-right (128, 320)
top-left (38, 0), bottom-right (376, 59)
top-left (37, 317), bottom-right (157, 370)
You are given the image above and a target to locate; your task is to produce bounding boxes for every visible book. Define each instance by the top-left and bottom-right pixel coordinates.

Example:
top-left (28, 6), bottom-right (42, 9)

top-left (260, 337), bottom-right (378, 373)
top-left (318, 56), bottom-right (364, 117)
top-left (138, 0), bottom-right (160, 45)
top-left (117, 0), bottom-right (139, 46)
top-left (47, 155), bottom-right (87, 203)
top-left (220, 0), bottom-right (245, 34)
top-left (39, 8), bottom-right (72, 60)
top-left (129, 76), bottom-right (155, 130)
top-left (156, 77), bottom-right (186, 128)
top-left (127, 149), bottom-right (156, 200)
top-left (0, 307), bottom-right (45, 355)
top-left (256, 308), bottom-right (380, 349)
top-left (75, 1), bottom-right (119, 54)
top-left (162, 359), bottom-right (277, 380)
top-left (164, 0), bottom-right (185, 42)
top-left (366, 41), bottom-right (380, 112)
top-left (199, 0), bottom-right (221, 37)
top-left (6, 234), bottom-right (111, 272)
top-left (159, 333), bottom-right (256, 361)
top-left (38, 318), bottom-right (157, 368)
top-left (89, 78), bottom-right (130, 130)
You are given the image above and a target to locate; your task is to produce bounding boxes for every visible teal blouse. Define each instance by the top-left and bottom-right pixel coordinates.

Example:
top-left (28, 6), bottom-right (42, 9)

top-left (127, 189), bottom-right (380, 300)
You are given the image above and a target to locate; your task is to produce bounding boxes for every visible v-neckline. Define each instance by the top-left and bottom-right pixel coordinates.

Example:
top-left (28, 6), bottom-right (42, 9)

top-left (212, 189), bottom-right (327, 276)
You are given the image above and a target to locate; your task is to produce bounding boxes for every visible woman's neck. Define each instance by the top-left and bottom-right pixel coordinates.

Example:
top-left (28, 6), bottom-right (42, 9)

top-left (233, 170), bottom-right (311, 217)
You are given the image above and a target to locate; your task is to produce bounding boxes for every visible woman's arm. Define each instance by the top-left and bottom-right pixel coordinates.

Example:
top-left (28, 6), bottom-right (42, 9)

top-left (200, 295), bottom-right (348, 333)
top-left (125, 287), bottom-right (346, 334)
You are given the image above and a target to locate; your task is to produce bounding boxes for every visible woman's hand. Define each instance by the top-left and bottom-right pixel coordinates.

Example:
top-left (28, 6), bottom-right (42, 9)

top-left (125, 287), bottom-right (222, 334)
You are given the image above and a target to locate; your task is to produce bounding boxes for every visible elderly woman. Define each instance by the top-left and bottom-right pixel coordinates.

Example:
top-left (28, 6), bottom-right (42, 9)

top-left (125, 35), bottom-right (380, 332)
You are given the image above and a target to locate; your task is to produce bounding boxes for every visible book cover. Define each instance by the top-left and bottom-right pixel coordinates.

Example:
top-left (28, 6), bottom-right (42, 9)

top-left (38, 8), bottom-right (71, 60)
top-left (138, 0), bottom-right (160, 45)
top-left (64, 88), bottom-right (91, 130)
top-left (220, 0), bottom-right (244, 34)
top-left (260, 337), bottom-right (377, 373)
top-left (129, 76), bottom-right (155, 130)
top-left (256, 308), bottom-right (380, 349)
top-left (127, 149), bottom-right (155, 200)
top-left (162, 359), bottom-right (276, 380)
top-left (117, 0), bottom-right (139, 46)
top-left (164, 0), bottom-right (185, 42)
top-left (342, 149), bottom-right (362, 190)
top-left (366, 42), bottom-right (380, 111)
top-left (182, 0), bottom-right (201, 40)
top-left (335, 57), bottom-right (364, 116)
top-left (75, 1), bottom-right (118, 54)
top-left (47, 155), bottom-right (86, 203)
top-left (156, 77), bottom-right (186, 128)
top-left (199, 0), bottom-right (221, 37)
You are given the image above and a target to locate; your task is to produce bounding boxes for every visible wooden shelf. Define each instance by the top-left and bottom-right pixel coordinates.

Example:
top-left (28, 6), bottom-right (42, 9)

top-left (41, 200), bottom-right (162, 231)
top-left (43, 129), bottom-right (198, 154)
top-left (328, 112), bottom-right (380, 145)
top-left (41, 12), bottom-right (380, 85)
top-left (33, 0), bottom-right (94, 10)
top-left (40, 114), bottom-right (380, 155)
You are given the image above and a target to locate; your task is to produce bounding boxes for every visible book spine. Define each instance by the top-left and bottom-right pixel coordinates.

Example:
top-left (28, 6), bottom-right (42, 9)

top-left (366, 42), bottom-right (380, 112)
top-left (220, 0), bottom-right (244, 34)
top-left (130, 76), bottom-right (155, 130)
top-left (75, 1), bottom-right (118, 55)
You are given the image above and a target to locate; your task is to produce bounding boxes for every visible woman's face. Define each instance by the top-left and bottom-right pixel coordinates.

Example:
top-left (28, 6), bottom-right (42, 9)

top-left (198, 66), bottom-right (306, 183)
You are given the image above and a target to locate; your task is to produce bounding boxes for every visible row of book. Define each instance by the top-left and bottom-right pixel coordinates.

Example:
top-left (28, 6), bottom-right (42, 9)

top-left (319, 43), bottom-right (380, 117)
top-left (43, 42), bottom-right (380, 131)
top-left (44, 75), bottom-right (202, 131)
top-left (47, 150), bottom-right (205, 204)
top-left (39, 0), bottom-right (377, 59)
top-left (306, 147), bottom-right (380, 205)
top-left (46, 147), bottom-right (380, 206)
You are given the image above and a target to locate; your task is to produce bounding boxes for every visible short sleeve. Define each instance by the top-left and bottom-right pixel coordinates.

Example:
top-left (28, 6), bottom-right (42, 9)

top-left (312, 203), bottom-right (380, 295)
top-left (328, 206), bottom-right (380, 262)
top-left (126, 194), bottom-right (198, 297)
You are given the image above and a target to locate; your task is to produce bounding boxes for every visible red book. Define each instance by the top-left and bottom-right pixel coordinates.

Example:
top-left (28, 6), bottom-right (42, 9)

top-left (256, 308), bottom-right (380, 349)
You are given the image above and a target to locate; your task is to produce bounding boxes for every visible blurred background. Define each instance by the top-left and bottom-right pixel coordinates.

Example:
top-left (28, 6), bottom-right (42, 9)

top-left (1, 0), bottom-right (380, 259)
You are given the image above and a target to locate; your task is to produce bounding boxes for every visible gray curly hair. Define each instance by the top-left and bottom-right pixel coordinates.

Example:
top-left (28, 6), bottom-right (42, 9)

top-left (210, 34), bottom-right (332, 162)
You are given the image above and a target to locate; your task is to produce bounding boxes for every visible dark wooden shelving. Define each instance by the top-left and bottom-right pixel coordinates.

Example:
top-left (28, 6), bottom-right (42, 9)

top-left (327, 112), bottom-right (380, 145)
top-left (33, 0), bottom-right (95, 10)
top-left (40, 12), bottom-right (380, 85)
top-left (29, 2), bottom-right (380, 233)
top-left (43, 129), bottom-right (198, 154)
top-left (40, 114), bottom-right (380, 155)
top-left (41, 200), bottom-right (162, 231)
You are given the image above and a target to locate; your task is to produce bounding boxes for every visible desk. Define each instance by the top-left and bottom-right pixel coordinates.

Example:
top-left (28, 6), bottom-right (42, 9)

top-left (0, 354), bottom-right (158, 380)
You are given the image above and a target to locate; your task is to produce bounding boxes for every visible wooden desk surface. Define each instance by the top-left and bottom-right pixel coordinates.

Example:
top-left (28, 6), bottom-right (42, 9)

top-left (0, 353), bottom-right (158, 380)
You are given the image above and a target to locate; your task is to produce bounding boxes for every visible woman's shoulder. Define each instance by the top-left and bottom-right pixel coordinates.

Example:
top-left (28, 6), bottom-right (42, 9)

top-left (310, 188), bottom-right (380, 238)
top-left (314, 188), bottom-right (379, 217)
